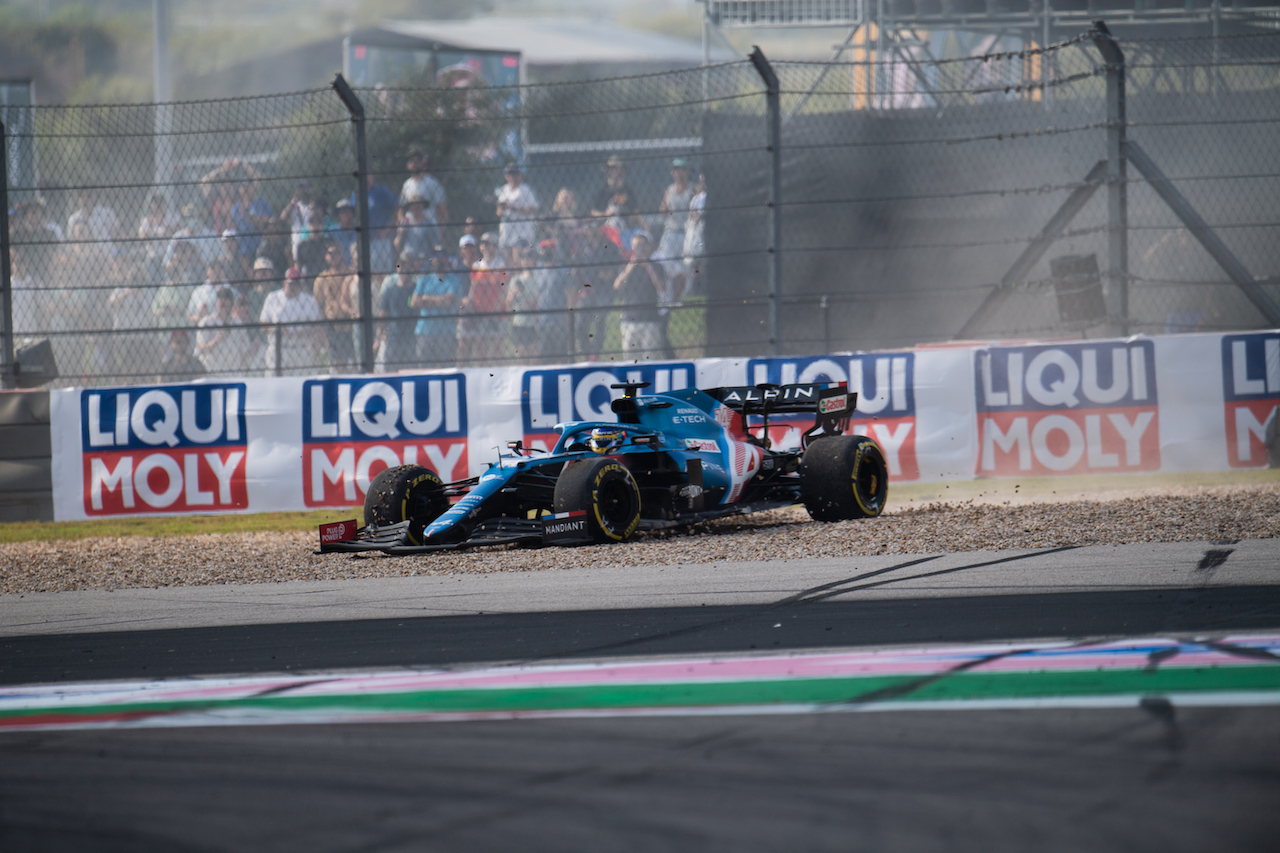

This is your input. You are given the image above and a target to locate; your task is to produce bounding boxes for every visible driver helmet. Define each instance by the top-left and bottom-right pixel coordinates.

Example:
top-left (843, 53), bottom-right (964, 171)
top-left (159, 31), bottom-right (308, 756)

top-left (587, 426), bottom-right (626, 454)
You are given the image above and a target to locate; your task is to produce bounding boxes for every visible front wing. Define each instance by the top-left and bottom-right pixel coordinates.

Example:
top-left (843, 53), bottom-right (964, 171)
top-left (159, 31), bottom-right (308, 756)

top-left (317, 498), bottom-right (800, 555)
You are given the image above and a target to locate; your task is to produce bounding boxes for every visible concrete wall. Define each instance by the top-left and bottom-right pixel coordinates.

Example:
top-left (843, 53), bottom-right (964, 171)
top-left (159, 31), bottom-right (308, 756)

top-left (0, 391), bottom-right (52, 522)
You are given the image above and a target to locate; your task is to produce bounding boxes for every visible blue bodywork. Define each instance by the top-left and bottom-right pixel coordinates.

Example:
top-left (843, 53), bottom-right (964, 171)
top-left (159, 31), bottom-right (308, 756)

top-left (328, 380), bottom-right (854, 553)
top-left (423, 386), bottom-right (776, 542)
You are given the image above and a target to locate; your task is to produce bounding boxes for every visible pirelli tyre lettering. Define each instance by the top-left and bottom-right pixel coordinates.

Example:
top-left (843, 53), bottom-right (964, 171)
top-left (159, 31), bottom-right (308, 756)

top-left (554, 457), bottom-right (642, 543)
top-left (799, 435), bottom-right (889, 522)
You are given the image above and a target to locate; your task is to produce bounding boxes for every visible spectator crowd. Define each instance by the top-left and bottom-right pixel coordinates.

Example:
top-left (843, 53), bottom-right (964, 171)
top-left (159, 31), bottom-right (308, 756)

top-left (8, 149), bottom-right (708, 380)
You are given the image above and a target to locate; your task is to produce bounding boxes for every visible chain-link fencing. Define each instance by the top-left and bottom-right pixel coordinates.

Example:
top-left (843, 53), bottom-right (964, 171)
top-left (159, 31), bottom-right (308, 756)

top-left (753, 29), bottom-right (1280, 353)
top-left (6, 89), bottom-right (356, 384)
top-left (2, 26), bottom-right (1278, 387)
top-left (1121, 32), bottom-right (1280, 336)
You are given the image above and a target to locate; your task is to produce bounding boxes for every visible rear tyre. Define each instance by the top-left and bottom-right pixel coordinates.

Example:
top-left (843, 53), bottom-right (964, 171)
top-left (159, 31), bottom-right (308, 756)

top-left (363, 464), bottom-right (448, 545)
top-left (800, 436), bottom-right (889, 521)
top-left (553, 458), bottom-right (642, 543)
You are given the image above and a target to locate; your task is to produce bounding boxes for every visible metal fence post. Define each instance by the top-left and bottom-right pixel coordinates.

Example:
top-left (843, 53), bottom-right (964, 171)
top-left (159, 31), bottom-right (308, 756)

top-left (332, 74), bottom-right (375, 374)
top-left (152, 0), bottom-right (174, 198)
top-left (1091, 22), bottom-right (1129, 336)
top-left (820, 295), bottom-right (830, 353)
top-left (749, 47), bottom-right (782, 357)
top-left (569, 308), bottom-right (577, 362)
top-left (1, 120), bottom-right (14, 390)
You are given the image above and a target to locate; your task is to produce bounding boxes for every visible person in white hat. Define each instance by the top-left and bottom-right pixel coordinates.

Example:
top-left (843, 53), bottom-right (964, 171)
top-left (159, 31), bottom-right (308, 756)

top-left (657, 158), bottom-right (694, 261)
top-left (219, 227), bottom-right (251, 284)
top-left (400, 149), bottom-right (447, 245)
top-left (496, 163), bottom-right (539, 252)
top-left (396, 191), bottom-right (435, 261)
top-left (196, 286), bottom-right (250, 375)
top-left (259, 266), bottom-right (325, 375)
top-left (457, 231), bottom-right (507, 363)
top-left (240, 256), bottom-right (277, 356)
top-left (331, 198), bottom-right (358, 262)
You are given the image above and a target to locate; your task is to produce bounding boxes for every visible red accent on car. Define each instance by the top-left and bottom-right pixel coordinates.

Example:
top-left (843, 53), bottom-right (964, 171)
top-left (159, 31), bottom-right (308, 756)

top-left (319, 519), bottom-right (358, 546)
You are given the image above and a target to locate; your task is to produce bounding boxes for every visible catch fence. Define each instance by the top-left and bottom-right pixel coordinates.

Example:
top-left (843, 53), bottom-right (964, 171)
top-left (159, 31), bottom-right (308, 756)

top-left (2, 24), bottom-right (1278, 387)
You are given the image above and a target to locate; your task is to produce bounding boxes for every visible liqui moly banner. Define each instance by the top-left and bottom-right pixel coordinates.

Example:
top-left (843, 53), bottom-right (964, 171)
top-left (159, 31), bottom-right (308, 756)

top-left (975, 340), bottom-right (1159, 476)
top-left (303, 375), bottom-right (468, 507)
top-left (45, 331), bottom-right (1279, 520)
top-left (79, 384), bottom-right (249, 515)
top-left (51, 373), bottom-right (491, 522)
top-left (1222, 333), bottom-right (1280, 468)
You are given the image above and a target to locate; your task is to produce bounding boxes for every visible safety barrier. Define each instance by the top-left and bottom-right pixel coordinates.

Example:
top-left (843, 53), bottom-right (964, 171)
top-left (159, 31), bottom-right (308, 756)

top-left (0, 390), bottom-right (51, 521)
top-left (45, 329), bottom-right (1278, 521)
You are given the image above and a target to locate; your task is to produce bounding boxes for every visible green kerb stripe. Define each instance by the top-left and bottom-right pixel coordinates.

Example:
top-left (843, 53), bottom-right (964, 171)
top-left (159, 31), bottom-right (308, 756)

top-left (5, 666), bottom-right (1279, 723)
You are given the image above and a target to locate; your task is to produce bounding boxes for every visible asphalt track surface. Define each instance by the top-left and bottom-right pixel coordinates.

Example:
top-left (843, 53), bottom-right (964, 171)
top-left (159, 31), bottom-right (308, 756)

top-left (2, 540), bottom-right (1279, 851)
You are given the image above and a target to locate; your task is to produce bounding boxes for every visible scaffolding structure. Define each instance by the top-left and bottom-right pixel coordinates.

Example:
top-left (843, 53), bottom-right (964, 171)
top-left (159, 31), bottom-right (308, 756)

top-left (699, 0), bottom-right (1280, 113)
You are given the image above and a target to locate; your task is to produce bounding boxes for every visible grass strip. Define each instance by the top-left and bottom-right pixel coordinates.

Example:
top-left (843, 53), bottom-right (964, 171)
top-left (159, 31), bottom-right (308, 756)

top-left (0, 509), bottom-right (364, 544)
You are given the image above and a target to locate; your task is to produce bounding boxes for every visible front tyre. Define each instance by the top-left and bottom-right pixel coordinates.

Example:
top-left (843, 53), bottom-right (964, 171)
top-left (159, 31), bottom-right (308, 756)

top-left (800, 436), bottom-right (889, 521)
top-left (554, 458), bottom-right (642, 543)
top-left (363, 464), bottom-right (448, 545)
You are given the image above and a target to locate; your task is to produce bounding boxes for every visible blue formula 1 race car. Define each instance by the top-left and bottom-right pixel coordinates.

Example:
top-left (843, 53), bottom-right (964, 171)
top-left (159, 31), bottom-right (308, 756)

top-left (319, 381), bottom-right (888, 555)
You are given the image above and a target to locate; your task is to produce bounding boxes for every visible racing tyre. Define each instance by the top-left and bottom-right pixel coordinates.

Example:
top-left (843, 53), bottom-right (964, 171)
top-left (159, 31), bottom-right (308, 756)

top-left (800, 436), bottom-right (888, 521)
top-left (553, 458), bottom-right (642, 543)
top-left (363, 464), bottom-right (448, 545)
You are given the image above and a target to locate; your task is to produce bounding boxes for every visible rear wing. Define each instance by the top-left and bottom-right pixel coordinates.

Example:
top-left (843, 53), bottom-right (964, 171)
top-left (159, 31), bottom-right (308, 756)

top-left (705, 383), bottom-right (855, 446)
top-left (705, 383), bottom-right (855, 415)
